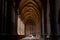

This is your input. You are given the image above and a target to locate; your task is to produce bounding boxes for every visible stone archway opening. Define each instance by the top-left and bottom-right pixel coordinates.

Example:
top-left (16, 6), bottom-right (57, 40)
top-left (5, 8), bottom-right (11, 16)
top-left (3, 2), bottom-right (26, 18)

top-left (16, 0), bottom-right (42, 39)
top-left (25, 19), bottom-right (36, 36)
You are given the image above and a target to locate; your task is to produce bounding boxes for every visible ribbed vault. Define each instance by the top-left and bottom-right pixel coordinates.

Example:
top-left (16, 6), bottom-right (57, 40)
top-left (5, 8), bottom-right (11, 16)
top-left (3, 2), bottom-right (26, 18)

top-left (19, 0), bottom-right (41, 11)
top-left (18, 0), bottom-right (42, 36)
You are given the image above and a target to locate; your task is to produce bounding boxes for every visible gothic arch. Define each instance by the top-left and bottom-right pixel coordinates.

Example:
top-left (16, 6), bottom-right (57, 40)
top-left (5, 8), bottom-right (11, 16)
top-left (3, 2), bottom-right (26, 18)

top-left (19, 0), bottom-right (41, 10)
top-left (17, 0), bottom-right (42, 37)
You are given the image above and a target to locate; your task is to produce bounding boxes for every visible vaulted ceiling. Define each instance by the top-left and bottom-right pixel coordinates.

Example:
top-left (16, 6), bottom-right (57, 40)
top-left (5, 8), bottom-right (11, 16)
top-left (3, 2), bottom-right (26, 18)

top-left (18, 0), bottom-right (41, 24)
top-left (18, 0), bottom-right (42, 35)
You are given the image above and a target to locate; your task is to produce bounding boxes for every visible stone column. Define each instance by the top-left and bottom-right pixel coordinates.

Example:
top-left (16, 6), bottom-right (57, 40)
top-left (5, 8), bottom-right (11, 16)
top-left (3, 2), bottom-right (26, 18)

top-left (46, 0), bottom-right (51, 40)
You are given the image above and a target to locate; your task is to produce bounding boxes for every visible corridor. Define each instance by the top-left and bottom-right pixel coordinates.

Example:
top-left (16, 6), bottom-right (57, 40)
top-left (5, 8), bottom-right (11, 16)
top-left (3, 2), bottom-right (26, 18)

top-left (0, 0), bottom-right (60, 40)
